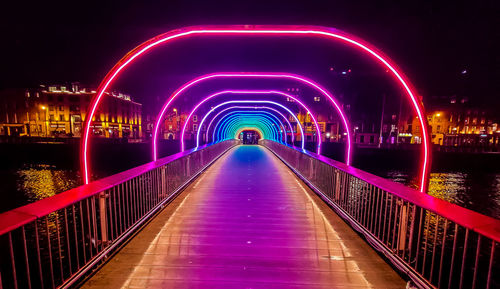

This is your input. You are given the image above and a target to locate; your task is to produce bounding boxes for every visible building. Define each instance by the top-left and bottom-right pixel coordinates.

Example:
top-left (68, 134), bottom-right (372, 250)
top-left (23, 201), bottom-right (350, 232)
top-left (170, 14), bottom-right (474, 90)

top-left (410, 96), bottom-right (499, 150)
top-left (0, 83), bottom-right (143, 140)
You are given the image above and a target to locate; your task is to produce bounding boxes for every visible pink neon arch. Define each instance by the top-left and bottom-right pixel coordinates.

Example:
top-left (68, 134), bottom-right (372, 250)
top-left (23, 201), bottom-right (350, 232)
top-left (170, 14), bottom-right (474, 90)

top-left (178, 92), bottom-right (319, 151)
top-left (153, 73), bottom-right (347, 163)
top-left (82, 25), bottom-right (430, 193)
top-left (179, 91), bottom-right (314, 152)
top-left (201, 105), bottom-right (296, 145)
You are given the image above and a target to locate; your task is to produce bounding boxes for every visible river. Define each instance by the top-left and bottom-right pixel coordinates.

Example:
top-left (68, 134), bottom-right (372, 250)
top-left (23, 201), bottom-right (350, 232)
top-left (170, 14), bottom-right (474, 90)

top-left (1, 143), bottom-right (499, 219)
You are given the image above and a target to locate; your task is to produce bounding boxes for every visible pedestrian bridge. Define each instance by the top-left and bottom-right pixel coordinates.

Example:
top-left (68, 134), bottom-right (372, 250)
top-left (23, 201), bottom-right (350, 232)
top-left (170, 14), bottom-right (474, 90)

top-left (0, 140), bottom-right (499, 289)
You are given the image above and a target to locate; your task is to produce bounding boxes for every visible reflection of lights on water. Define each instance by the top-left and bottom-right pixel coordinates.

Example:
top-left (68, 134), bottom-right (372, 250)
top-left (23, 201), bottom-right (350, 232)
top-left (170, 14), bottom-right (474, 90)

top-left (427, 173), bottom-right (465, 203)
top-left (16, 164), bottom-right (79, 203)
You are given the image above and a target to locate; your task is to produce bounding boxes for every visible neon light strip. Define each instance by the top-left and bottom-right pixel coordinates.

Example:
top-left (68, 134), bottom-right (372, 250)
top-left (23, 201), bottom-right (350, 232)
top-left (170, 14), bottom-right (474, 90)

top-left (82, 25), bottom-right (429, 193)
top-left (187, 95), bottom-right (312, 149)
top-left (154, 74), bottom-right (345, 163)
top-left (214, 112), bottom-right (284, 143)
top-left (220, 116), bottom-right (283, 143)
top-left (193, 100), bottom-right (300, 146)
top-left (235, 127), bottom-right (264, 140)
top-left (220, 115), bottom-right (282, 143)
top-left (179, 91), bottom-right (311, 152)
top-left (198, 105), bottom-right (294, 146)
top-left (213, 114), bottom-right (280, 142)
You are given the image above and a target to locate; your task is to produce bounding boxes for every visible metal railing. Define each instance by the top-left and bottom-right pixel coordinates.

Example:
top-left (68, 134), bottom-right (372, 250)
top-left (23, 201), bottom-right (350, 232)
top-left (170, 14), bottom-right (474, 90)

top-left (261, 140), bottom-right (499, 289)
top-left (0, 140), bottom-right (239, 289)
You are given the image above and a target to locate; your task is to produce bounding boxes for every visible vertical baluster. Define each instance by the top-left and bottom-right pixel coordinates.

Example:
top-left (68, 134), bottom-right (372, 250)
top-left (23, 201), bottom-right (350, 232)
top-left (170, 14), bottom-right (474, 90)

top-left (34, 220), bottom-right (44, 289)
top-left (21, 227), bottom-right (32, 289)
top-left (71, 204), bottom-right (80, 270)
top-left (437, 219), bottom-right (448, 288)
top-left (55, 213), bottom-right (64, 281)
top-left (421, 213), bottom-right (431, 276)
top-left (448, 223), bottom-right (459, 289)
top-left (45, 216), bottom-right (55, 289)
top-left (79, 201), bottom-right (87, 263)
top-left (63, 208), bottom-right (72, 275)
top-left (8, 232), bottom-right (18, 289)
top-left (414, 207), bottom-right (424, 270)
top-left (458, 229), bottom-right (470, 289)
top-left (429, 216), bottom-right (440, 282)
top-left (486, 240), bottom-right (495, 289)
top-left (471, 236), bottom-right (481, 289)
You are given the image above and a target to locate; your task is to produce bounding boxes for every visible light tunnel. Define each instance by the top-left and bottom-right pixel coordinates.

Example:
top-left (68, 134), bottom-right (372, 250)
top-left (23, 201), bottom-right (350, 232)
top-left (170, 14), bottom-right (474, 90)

top-left (235, 127), bottom-right (264, 140)
top-left (215, 113), bottom-right (285, 143)
top-left (202, 105), bottom-right (296, 147)
top-left (214, 112), bottom-right (286, 143)
top-left (187, 98), bottom-right (309, 149)
top-left (178, 91), bottom-right (320, 154)
top-left (82, 25), bottom-right (430, 192)
top-left (153, 73), bottom-right (350, 165)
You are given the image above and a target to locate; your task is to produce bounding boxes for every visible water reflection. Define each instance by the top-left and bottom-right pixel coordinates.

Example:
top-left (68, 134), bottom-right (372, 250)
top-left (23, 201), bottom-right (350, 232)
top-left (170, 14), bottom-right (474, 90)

top-left (16, 165), bottom-right (80, 203)
top-left (385, 171), bottom-right (500, 219)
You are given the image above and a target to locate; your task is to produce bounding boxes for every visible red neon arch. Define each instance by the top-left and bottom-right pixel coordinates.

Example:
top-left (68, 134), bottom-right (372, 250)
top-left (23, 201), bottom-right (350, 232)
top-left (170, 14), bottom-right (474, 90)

top-left (82, 25), bottom-right (430, 193)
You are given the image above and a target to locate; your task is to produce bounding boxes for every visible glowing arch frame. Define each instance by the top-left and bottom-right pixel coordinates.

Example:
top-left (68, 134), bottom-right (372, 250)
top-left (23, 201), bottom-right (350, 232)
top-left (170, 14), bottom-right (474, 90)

top-left (153, 73), bottom-right (349, 164)
top-left (236, 127), bottom-right (264, 140)
top-left (82, 25), bottom-right (430, 192)
top-left (179, 91), bottom-right (319, 153)
top-left (200, 105), bottom-right (293, 145)
top-left (199, 104), bottom-right (295, 146)
top-left (216, 113), bottom-right (284, 143)
top-left (214, 112), bottom-right (285, 142)
top-left (205, 105), bottom-right (297, 146)
top-left (183, 93), bottom-right (316, 150)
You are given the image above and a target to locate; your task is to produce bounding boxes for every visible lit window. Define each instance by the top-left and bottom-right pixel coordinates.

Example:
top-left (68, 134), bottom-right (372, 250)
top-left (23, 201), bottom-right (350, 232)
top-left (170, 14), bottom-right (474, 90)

top-left (61, 86), bottom-right (66, 91)
top-left (314, 97), bottom-right (320, 102)
top-left (48, 86), bottom-right (57, 92)
top-left (193, 115), bottom-right (198, 122)
top-left (193, 124), bottom-right (198, 131)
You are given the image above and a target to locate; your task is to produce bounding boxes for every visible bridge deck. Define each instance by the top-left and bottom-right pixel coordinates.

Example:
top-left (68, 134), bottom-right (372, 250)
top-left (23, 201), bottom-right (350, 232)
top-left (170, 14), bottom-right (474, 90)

top-left (82, 145), bottom-right (406, 288)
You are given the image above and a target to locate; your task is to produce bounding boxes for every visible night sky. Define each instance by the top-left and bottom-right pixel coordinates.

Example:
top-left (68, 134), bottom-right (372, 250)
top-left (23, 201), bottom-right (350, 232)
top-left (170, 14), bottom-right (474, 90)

top-left (1, 0), bottom-right (498, 108)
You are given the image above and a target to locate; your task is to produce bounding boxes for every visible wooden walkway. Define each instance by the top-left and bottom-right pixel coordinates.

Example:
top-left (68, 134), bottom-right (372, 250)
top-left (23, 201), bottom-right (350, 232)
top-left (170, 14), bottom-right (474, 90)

top-left (82, 145), bottom-right (406, 288)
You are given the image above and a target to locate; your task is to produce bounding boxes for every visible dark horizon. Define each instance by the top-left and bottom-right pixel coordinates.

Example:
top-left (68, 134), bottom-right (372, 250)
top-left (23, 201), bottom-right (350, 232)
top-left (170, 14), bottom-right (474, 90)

top-left (1, 0), bottom-right (498, 107)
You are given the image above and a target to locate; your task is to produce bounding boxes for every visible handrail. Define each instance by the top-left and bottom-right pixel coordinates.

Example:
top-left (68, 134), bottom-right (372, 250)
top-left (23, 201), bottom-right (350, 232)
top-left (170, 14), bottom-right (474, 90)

top-left (260, 140), bottom-right (499, 289)
top-left (0, 142), bottom-right (214, 235)
top-left (0, 140), bottom-right (239, 289)
top-left (289, 144), bottom-right (500, 242)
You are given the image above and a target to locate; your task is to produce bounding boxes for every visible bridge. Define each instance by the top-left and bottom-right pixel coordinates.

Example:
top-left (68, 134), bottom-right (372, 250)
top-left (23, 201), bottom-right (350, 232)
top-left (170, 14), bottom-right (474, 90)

top-left (0, 25), bottom-right (499, 289)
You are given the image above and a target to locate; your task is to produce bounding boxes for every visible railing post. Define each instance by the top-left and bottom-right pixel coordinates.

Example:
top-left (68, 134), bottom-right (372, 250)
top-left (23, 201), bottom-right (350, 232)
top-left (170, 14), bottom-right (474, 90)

top-left (99, 192), bottom-right (108, 246)
top-left (398, 202), bottom-right (408, 252)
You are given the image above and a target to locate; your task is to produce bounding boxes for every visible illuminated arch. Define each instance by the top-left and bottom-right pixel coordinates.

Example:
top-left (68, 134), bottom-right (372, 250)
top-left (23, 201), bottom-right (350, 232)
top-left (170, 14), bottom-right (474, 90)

top-left (82, 25), bottom-right (430, 192)
top-left (199, 105), bottom-right (295, 146)
top-left (236, 127), bottom-right (264, 140)
top-left (184, 94), bottom-right (317, 150)
top-left (179, 90), bottom-right (318, 153)
top-left (217, 113), bottom-right (284, 143)
top-left (214, 112), bottom-right (285, 143)
top-left (153, 73), bottom-right (348, 164)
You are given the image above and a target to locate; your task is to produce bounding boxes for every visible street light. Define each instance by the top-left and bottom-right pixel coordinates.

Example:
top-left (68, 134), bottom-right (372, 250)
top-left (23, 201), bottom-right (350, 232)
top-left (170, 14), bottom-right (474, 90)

top-left (40, 105), bottom-right (48, 137)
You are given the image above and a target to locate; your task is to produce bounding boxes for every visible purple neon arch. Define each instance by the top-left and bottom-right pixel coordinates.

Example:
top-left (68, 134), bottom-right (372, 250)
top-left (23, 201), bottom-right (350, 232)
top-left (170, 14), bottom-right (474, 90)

top-left (153, 73), bottom-right (348, 165)
top-left (216, 112), bottom-right (285, 142)
top-left (178, 91), bottom-right (318, 153)
top-left (200, 105), bottom-right (295, 145)
top-left (197, 105), bottom-right (296, 146)
top-left (82, 25), bottom-right (430, 193)
top-left (188, 97), bottom-right (309, 148)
